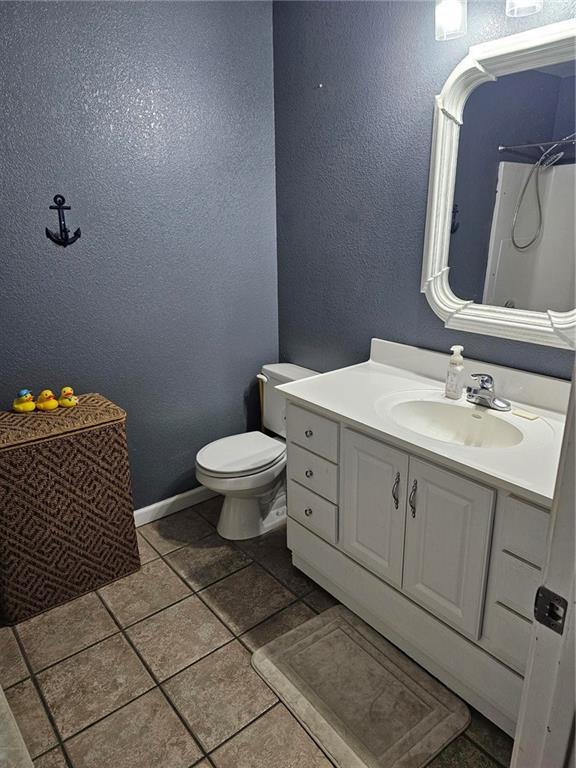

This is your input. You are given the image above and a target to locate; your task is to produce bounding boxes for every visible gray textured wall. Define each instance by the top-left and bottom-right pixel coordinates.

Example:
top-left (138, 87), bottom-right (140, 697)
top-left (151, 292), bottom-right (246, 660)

top-left (274, 0), bottom-right (575, 378)
top-left (0, 1), bottom-right (278, 508)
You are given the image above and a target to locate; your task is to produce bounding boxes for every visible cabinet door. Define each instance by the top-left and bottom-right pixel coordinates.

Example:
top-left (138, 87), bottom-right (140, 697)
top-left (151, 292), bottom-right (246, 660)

top-left (403, 458), bottom-right (495, 639)
top-left (340, 429), bottom-right (408, 587)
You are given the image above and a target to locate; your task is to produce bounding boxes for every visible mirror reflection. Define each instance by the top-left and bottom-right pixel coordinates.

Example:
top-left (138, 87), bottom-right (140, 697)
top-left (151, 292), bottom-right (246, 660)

top-left (448, 61), bottom-right (575, 313)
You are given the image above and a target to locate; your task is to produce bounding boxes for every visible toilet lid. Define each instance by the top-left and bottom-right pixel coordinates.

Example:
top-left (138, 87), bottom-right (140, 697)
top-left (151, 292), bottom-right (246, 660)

top-left (196, 432), bottom-right (285, 476)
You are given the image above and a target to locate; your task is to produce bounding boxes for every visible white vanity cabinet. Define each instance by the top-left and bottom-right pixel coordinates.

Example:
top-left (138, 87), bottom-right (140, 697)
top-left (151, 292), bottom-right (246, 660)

top-left (284, 402), bottom-right (555, 736)
top-left (279, 339), bottom-right (568, 736)
top-left (339, 429), bottom-right (494, 637)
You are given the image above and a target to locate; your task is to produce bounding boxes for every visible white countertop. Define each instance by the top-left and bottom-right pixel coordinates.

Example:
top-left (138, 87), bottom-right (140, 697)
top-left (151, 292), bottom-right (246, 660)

top-left (278, 340), bottom-right (569, 508)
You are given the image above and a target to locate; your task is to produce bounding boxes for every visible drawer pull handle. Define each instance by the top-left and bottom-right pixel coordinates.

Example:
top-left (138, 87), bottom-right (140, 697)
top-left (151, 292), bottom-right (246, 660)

top-left (305, 429), bottom-right (314, 438)
top-left (409, 479), bottom-right (418, 518)
top-left (392, 471), bottom-right (400, 510)
top-left (304, 507), bottom-right (313, 517)
top-left (305, 469), bottom-right (314, 478)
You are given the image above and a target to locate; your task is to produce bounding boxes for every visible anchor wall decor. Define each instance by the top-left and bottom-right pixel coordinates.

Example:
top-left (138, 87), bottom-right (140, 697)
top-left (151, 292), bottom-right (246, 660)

top-left (45, 195), bottom-right (81, 247)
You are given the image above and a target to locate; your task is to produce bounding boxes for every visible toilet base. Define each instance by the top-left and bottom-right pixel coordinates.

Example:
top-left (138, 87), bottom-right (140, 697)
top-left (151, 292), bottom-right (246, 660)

top-left (217, 480), bottom-right (287, 540)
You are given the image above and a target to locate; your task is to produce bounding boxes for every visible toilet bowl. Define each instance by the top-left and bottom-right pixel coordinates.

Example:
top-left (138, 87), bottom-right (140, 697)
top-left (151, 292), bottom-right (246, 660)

top-left (196, 431), bottom-right (288, 540)
top-left (195, 363), bottom-right (318, 540)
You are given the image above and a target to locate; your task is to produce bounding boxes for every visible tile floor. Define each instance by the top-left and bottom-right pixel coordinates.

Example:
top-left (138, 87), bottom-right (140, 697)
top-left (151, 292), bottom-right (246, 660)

top-left (0, 496), bottom-right (514, 768)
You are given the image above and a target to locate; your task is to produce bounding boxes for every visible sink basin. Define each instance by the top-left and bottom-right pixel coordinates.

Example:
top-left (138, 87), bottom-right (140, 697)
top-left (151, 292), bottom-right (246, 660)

top-left (389, 400), bottom-right (524, 448)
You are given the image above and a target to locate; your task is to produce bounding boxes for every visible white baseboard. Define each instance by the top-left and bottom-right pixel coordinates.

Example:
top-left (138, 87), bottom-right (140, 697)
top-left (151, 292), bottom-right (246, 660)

top-left (134, 486), bottom-right (218, 527)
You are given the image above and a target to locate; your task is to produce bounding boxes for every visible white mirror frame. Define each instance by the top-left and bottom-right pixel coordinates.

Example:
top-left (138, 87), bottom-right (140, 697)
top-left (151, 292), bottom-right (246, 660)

top-left (422, 20), bottom-right (576, 350)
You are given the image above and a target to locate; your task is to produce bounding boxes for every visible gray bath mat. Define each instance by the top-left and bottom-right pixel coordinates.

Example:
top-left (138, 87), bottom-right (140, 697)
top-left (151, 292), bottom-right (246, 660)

top-left (252, 605), bottom-right (470, 768)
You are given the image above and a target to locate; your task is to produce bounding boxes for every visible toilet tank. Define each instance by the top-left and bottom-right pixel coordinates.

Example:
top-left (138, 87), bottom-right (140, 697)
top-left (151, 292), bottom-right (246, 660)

top-left (260, 363), bottom-right (318, 438)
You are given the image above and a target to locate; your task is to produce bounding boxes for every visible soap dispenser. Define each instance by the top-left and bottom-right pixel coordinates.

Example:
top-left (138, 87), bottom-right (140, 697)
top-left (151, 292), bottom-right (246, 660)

top-left (445, 345), bottom-right (465, 400)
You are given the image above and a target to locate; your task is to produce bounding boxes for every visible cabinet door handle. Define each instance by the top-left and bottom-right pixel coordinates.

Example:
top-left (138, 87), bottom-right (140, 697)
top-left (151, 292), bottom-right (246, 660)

top-left (305, 469), bottom-right (314, 478)
top-left (305, 429), bottom-right (313, 438)
top-left (392, 471), bottom-right (400, 510)
top-left (304, 507), bottom-right (313, 517)
top-left (409, 479), bottom-right (418, 518)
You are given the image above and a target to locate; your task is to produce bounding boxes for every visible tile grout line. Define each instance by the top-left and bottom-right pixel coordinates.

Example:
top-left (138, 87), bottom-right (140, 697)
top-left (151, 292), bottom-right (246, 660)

top-left (4, 627), bottom-right (123, 683)
top-left (154, 531), bottom-right (305, 641)
top-left (92, 590), bottom-right (208, 762)
top-left (144, 509), bottom-right (324, 686)
top-left (155, 636), bottom-right (238, 687)
top-left (161, 670), bottom-right (278, 757)
top-left (280, 702), bottom-right (338, 767)
top-left (15, 502), bottom-right (314, 766)
top-left (14, 498), bottom-right (509, 767)
top-left (462, 731), bottom-right (509, 767)
top-left (15, 546), bottom-right (300, 760)
top-left (137, 514), bottom-right (218, 557)
top-left (98, 589), bottom-right (195, 631)
top-left (11, 626), bottom-right (74, 768)
top-left (126, 516), bottom-right (313, 754)
top-left (140, 501), bottom-right (316, 601)
top-left (205, 700), bottom-right (282, 760)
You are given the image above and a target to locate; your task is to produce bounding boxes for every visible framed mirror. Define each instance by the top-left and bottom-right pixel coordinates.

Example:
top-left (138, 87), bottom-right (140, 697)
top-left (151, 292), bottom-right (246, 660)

top-left (422, 21), bottom-right (576, 349)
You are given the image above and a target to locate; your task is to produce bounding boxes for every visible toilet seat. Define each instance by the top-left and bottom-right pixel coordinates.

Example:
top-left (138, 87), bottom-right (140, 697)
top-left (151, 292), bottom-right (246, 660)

top-left (195, 431), bottom-right (286, 478)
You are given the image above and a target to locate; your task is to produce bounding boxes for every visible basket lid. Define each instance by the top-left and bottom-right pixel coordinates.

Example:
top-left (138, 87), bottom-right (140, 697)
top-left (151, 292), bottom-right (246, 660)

top-left (0, 393), bottom-right (126, 450)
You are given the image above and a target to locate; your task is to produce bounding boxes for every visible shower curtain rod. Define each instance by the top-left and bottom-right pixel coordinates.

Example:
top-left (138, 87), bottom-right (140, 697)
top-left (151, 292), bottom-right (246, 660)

top-left (498, 138), bottom-right (576, 151)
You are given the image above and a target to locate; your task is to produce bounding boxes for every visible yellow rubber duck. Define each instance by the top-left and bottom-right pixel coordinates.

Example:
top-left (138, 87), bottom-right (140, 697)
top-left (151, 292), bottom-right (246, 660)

top-left (36, 389), bottom-right (59, 412)
top-left (12, 389), bottom-right (36, 413)
top-left (58, 386), bottom-right (79, 408)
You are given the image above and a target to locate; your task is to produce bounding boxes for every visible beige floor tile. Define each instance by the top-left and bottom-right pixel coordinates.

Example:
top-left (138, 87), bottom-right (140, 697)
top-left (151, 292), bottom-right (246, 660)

top-left (0, 627), bottom-right (28, 688)
top-left (237, 528), bottom-right (315, 596)
top-left (200, 563), bottom-right (295, 634)
top-left (66, 688), bottom-right (202, 768)
top-left (241, 602), bottom-right (315, 652)
top-left (163, 640), bottom-right (277, 752)
top-left (139, 508), bottom-right (214, 554)
top-left (126, 596), bottom-right (232, 681)
top-left (33, 747), bottom-right (68, 767)
top-left (37, 634), bottom-right (154, 739)
top-left (302, 587), bottom-right (339, 614)
top-left (429, 735), bottom-right (501, 767)
top-left (165, 534), bottom-right (252, 590)
top-left (5, 679), bottom-right (57, 759)
top-left (194, 495), bottom-right (223, 526)
top-left (211, 704), bottom-right (332, 768)
top-left (466, 710), bottom-right (513, 767)
top-left (17, 592), bottom-right (118, 672)
top-left (136, 532), bottom-right (159, 564)
top-left (98, 559), bottom-right (190, 626)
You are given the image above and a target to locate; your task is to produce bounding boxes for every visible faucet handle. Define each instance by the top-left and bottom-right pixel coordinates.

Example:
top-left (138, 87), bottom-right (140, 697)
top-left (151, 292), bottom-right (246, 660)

top-left (471, 373), bottom-right (494, 391)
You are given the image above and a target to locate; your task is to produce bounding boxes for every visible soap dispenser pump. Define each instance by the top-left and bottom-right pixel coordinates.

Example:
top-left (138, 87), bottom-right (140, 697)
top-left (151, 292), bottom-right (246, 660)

top-left (445, 345), bottom-right (465, 400)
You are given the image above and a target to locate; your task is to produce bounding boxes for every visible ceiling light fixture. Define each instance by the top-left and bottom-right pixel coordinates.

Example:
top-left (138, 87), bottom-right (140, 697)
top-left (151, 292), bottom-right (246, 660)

top-left (435, 0), bottom-right (467, 41)
top-left (505, 0), bottom-right (543, 17)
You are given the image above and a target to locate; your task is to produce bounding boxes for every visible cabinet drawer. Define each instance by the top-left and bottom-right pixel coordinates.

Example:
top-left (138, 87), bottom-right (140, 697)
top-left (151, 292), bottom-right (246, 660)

top-left (481, 602), bottom-right (532, 675)
top-left (493, 551), bottom-right (541, 621)
top-left (500, 496), bottom-right (549, 568)
top-left (288, 480), bottom-right (338, 544)
top-left (288, 443), bottom-right (338, 503)
top-left (286, 403), bottom-right (338, 462)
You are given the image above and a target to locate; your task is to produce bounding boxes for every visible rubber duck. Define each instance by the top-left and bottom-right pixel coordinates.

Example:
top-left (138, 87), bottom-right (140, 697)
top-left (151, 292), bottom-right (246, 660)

top-left (58, 386), bottom-right (79, 408)
top-left (12, 389), bottom-right (36, 413)
top-left (36, 389), bottom-right (59, 412)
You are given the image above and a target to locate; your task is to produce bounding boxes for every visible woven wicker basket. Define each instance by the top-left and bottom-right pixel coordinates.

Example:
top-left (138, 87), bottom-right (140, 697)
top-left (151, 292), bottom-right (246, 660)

top-left (0, 394), bottom-right (140, 624)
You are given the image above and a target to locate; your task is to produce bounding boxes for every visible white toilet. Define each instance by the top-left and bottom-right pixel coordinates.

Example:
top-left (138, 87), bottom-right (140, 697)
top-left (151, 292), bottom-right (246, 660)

top-left (195, 363), bottom-right (318, 540)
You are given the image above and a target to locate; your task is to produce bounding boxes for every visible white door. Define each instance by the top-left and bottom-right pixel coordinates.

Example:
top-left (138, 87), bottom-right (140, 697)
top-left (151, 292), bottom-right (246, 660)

top-left (340, 429), bottom-right (408, 587)
top-left (512, 376), bottom-right (574, 768)
top-left (402, 458), bottom-right (495, 639)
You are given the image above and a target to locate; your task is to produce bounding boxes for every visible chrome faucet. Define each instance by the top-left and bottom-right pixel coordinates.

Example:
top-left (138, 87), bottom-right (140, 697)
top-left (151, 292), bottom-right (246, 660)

top-left (466, 374), bottom-right (511, 412)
